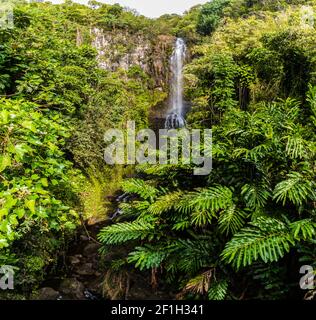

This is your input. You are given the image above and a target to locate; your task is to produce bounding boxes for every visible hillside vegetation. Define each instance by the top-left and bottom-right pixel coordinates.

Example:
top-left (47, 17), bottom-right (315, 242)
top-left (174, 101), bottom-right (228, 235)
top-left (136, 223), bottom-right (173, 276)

top-left (0, 0), bottom-right (315, 300)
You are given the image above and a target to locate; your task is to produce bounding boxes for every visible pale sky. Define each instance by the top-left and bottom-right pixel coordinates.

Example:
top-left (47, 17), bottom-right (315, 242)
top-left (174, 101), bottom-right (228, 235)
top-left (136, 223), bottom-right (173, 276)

top-left (51, 0), bottom-right (209, 18)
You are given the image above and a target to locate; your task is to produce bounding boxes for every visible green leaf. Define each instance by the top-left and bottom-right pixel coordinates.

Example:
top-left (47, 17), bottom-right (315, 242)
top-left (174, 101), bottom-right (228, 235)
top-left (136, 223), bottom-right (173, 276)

top-left (0, 208), bottom-right (9, 220)
top-left (25, 199), bottom-right (36, 214)
top-left (15, 208), bottom-right (25, 219)
top-left (21, 120), bottom-right (36, 132)
top-left (40, 178), bottom-right (48, 187)
top-left (0, 238), bottom-right (9, 249)
top-left (0, 154), bottom-right (11, 172)
top-left (0, 110), bottom-right (9, 124)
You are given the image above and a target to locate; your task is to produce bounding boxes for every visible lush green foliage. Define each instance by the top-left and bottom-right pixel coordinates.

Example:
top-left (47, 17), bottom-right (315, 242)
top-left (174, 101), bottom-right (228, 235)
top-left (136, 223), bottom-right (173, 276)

top-left (0, 1), bottom-right (168, 295)
top-left (99, 0), bottom-right (316, 300)
top-left (196, 0), bottom-right (231, 36)
top-left (1, 0), bottom-right (316, 300)
top-left (0, 99), bottom-right (80, 248)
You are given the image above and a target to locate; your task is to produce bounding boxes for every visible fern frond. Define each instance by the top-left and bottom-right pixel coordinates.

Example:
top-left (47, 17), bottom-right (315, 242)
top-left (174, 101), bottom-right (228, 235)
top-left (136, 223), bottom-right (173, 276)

top-left (128, 245), bottom-right (167, 270)
top-left (98, 219), bottom-right (156, 245)
top-left (169, 239), bottom-right (213, 274)
top-left (248, 143), bottom-right (273, 162)
top-left (184, 270), bottom-right (213, 295)
top-left (307, 84), bottom-right (316, 120)
top-left (290, 219), bottom-right (316, 241)
top-left (121, 179), bottom-right (159, 201)
top-left (208, 279), bottom-right (229, 300)
top-left (273, 172), bottom-right (316, 206)
top-left (136, 163), bottom-right (181, 177)
top-left (241, 182), bottom-right (271, 209)
top-left (148, 191), bottom-right (184, 215)
top-left (191, 210), bottom-right (215, 227)
top-left (118, 201), bottom-right (150, 218)
top-left (218, 205), bottom-right (248, 235)
top-left (177, 186), bottom-right (233, 215)
top-left (221, 217), bottom-right (295, 269)
top-left (172, 220), bottom-right (191, 231)
top-left (285, 133), bottom-right (309, 159)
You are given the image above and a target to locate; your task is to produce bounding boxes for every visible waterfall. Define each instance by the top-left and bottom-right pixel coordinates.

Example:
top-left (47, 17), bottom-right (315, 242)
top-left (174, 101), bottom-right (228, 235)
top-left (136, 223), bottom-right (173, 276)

top-left (165, 38), bottom-right (187, 129)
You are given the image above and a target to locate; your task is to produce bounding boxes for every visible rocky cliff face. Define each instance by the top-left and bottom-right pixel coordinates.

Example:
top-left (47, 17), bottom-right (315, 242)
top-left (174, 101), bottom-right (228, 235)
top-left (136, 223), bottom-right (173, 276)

top-left (91, 28), bottom-right (175, 89)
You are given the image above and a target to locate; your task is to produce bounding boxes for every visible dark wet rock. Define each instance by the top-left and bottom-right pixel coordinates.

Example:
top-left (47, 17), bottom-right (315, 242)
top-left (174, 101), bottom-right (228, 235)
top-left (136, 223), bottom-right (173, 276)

top-left (80, 235), bottom-right (89, 242)
top-left (83, 243), bottom-right (101, 257)
top-left (75, 263), bottom-right (95, 276)
top-left (59, 278), bottom-right (85, 300)
top-left (69, 255), bottom-right (81, 265)
top-left (37, 287), bottom-right (60, 300)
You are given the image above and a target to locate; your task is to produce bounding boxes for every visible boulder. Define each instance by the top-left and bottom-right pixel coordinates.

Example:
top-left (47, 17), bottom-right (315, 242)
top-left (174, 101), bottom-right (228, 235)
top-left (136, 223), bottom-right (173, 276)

top-left (75, 263), bottom-right (95, 276)
top-left (69, 255), bottom-right (81, 265)
top-left (83, 243), bottom-right (101, 257)
top-left (59, 278), bottom-right (85, 300)
top-left (37, 287), bottom-right (60, 300)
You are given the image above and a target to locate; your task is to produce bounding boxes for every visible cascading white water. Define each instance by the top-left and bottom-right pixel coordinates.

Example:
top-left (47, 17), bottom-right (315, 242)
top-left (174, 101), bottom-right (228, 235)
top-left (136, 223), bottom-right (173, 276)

top-left (165, 38), bottom-right (187, 129)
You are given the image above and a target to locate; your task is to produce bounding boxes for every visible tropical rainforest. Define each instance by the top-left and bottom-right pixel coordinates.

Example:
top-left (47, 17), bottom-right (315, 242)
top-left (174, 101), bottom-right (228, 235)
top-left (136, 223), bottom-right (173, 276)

top-left (0, 0), bottom-right (315, 300)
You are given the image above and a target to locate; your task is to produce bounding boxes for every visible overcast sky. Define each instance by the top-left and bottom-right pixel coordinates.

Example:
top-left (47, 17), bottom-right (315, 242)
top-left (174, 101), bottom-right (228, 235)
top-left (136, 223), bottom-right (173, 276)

top-left (51, 0), bottom-right (209, 18)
